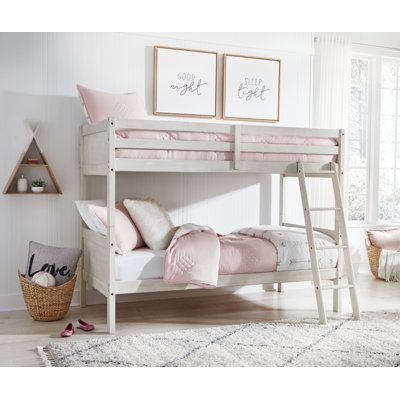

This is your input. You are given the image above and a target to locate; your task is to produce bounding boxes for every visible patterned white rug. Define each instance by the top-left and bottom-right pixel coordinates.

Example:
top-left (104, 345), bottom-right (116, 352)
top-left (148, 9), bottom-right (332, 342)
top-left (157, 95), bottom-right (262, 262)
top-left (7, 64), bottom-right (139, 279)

top-left (38, 311), bottom-right (400, 367)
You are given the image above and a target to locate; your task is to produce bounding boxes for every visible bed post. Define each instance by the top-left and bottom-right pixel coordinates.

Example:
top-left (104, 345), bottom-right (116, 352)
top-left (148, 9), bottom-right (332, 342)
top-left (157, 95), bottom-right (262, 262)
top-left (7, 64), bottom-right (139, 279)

top-left (80, 128), bottom-right (87, 308)
top-left (277, 173), bottom-right (284, 293)
top-left (333, 129), bottom-right (345, 314)
top-left (107, 117), bottom-right (117, 334)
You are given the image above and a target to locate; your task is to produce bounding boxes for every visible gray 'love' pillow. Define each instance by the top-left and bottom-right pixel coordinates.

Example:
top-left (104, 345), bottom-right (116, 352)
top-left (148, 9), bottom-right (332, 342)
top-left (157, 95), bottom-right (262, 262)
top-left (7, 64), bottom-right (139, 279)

top-left (25, 241), bottom-right (81, 286)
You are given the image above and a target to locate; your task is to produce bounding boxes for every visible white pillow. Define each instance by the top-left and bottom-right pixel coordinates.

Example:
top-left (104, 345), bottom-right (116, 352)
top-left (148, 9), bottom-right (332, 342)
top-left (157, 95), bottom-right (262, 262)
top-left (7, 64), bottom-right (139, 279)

top-left (75, 200), bottom-right (107, 235)
top-left (123, 198), bottom-right (176, 250)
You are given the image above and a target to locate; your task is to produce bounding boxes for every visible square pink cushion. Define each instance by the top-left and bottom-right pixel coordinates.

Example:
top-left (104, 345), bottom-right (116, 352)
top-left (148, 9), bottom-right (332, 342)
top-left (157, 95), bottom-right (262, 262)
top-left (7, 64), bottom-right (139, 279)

top-left (76, 84), bottom-right (146, 123)
top-left (367, 228), bottom-right (400, 251)
top-left (88, 202), bottom-right (145, 255)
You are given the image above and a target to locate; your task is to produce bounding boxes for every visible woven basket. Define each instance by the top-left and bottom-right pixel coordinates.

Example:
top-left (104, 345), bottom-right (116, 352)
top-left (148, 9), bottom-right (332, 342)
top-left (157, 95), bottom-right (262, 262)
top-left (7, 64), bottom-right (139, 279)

top-left (365, 239), bottom-right (384, 280)
top-left (18, 272), bottom-right (77, 321)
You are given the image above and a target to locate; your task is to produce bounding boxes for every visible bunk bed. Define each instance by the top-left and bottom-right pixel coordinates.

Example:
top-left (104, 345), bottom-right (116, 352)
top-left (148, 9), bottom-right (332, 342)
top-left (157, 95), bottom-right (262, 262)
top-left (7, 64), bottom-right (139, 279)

top-left (80, 117), bottom-right (360, 333)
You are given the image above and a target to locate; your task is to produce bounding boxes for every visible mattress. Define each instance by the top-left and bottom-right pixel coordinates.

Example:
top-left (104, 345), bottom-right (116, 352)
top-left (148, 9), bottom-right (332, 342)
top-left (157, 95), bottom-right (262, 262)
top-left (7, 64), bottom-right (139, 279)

top-left (115, 238), bottom-right (335, 282)
top-left (115, 130), bottom-right (337, 163)
top-left (115, 248), bottom-right (165, 281)
top-left (115, 234), bottom-right (278, 281)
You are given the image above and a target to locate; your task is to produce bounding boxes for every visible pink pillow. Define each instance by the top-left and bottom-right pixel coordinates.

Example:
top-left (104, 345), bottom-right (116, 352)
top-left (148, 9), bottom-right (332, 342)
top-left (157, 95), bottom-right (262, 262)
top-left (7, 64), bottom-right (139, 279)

top-left (88, 202), bottom-right (145, 255)
top-left (367, 228), bottom-right (400, 251)
top-left (76, 84), bottom-right (146, 123)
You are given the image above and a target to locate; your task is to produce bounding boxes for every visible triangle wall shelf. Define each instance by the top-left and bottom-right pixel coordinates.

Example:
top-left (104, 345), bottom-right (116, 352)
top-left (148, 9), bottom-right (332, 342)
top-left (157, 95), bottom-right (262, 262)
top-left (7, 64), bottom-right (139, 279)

top-left (3, 121), bottom-right (62, 195)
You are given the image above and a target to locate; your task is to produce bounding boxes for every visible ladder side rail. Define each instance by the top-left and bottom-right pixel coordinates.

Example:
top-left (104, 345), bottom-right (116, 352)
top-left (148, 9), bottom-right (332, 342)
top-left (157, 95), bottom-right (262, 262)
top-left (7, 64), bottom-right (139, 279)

top-left (297, 162), bottom-right (327, 324)
top-left (277, 174), bottom-right (285, 293)
top-left (331, 161), bottom-right (343, 313)
top-left (331, 165), bottom-right (361, 320)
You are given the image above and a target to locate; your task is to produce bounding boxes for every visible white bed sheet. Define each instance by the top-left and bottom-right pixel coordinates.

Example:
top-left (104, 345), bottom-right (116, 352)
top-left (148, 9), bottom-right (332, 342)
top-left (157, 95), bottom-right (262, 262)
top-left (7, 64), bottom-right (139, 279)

top-left (115, 248), bottom-right (165, 281)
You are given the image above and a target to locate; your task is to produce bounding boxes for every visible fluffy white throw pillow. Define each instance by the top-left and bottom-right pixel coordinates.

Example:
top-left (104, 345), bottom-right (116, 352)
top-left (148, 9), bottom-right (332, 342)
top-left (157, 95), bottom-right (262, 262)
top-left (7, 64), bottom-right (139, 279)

top-left (123, 198), bottom-right (176, 250)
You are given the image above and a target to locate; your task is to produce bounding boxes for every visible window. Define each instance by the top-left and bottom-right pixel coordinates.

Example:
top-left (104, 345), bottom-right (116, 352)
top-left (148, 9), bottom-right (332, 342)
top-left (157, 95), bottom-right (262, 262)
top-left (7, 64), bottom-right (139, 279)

top-left (347, 54), bottom-right (400, 225)
top-left (348, 58), bottom-right (369, 222)
top-left (378, 60), bottom-right (400, 221)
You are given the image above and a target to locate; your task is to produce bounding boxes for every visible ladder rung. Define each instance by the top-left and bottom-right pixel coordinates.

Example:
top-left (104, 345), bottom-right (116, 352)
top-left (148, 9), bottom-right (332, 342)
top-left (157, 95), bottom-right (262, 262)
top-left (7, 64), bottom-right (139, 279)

top-left (315, 245), bottom-right (347, 250)
top-left (322, 284), bottom-right (354, 290)
top-left (309, 207), bottom-right (341, 212)
top-left (304, 172), bottom-right (336, 177)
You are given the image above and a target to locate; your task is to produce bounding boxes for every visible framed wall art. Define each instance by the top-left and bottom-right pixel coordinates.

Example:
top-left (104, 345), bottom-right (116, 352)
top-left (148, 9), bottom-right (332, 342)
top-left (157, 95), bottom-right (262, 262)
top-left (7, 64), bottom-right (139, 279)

top-left (153, 46), bottom-right (218, 118)
top-left (222, 54), bottom-right (281, 122)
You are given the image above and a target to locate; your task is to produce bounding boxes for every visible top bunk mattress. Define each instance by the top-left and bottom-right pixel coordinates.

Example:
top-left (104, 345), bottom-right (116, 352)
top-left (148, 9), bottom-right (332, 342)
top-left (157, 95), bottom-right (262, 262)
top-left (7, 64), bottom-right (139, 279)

top-left (115, 129), bottom-right (337, 163)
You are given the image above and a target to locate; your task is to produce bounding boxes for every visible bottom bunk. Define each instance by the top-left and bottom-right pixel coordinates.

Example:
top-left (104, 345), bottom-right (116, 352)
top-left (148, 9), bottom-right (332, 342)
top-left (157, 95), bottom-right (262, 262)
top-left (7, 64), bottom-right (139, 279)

top-left (80, 160), bottom-right (360, 332)
top-left (81, 223), bottom-right (352, 333)
top-left (82, 225), bottom-right (341, 295)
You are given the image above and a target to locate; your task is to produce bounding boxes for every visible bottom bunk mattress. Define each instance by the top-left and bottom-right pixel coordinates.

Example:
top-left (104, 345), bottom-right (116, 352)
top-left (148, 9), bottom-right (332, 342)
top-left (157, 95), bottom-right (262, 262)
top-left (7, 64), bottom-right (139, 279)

top-left (115, 226), bottom-right (338, 282)
top-left (115, 248), bottom-right (166, 281)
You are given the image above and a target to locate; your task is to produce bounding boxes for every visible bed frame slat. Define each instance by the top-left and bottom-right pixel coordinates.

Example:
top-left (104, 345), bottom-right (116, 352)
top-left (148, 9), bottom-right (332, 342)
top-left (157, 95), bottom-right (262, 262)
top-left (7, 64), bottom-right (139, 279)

top-left (115, 138), bottom-right (338, 155)
top-left (113, 119), bottom-right (340, 138)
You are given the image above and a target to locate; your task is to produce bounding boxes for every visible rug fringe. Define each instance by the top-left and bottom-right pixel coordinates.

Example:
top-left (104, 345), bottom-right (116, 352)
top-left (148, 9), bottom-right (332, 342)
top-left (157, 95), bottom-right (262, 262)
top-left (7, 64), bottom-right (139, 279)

top-left (37, 346), bottom-right (57, 367)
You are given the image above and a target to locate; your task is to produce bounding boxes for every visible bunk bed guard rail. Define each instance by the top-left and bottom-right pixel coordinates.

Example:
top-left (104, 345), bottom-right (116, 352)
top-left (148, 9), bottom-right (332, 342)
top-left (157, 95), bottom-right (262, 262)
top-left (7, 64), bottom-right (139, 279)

top-left (80, 118), bottom-right (343, 175)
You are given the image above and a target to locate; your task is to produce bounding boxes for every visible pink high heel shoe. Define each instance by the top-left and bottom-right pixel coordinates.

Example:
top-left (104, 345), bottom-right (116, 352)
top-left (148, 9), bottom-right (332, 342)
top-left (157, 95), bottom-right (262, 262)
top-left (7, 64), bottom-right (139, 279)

top-left (60, 323), bottom-right (74, 337)
top-left (77, 319), bottom-right (95, 332)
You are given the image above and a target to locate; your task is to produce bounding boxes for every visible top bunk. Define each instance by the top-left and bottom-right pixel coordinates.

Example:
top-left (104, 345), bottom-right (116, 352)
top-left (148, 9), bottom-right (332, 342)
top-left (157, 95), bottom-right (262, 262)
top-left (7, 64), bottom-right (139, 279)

top-left (80, 118), bottom-right (343, 175)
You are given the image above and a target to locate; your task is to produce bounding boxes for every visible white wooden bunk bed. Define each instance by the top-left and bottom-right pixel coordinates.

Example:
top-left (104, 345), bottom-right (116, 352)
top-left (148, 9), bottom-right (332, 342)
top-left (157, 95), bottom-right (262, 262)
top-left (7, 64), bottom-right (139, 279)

top-left (80, 117), bottom-right (360, 333)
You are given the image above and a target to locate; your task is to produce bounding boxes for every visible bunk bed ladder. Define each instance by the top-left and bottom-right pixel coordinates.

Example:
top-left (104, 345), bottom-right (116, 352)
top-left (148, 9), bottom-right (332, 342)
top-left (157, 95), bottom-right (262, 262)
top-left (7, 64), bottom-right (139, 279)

top-left (297, 162), bottom-right (360, 324)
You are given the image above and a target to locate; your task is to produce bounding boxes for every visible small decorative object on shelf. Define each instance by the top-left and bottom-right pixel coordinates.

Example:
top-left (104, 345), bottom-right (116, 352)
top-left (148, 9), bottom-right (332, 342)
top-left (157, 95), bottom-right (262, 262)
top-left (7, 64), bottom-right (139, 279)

top-left (31, 179), bottom-right (47, 193)
top-left (17, 175), bottom-right (28, 193)
top-left (27, 158), bottom-right (39, 165)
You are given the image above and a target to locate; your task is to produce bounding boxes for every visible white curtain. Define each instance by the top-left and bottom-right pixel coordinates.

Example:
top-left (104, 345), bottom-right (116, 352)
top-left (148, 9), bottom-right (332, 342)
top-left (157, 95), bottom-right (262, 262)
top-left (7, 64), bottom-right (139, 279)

top-left (280, 35), bottom-right (352, 228)
top-left (310, 34), bottom-right (352, 228)
top-left (312, 34), bottom-right (351, 129)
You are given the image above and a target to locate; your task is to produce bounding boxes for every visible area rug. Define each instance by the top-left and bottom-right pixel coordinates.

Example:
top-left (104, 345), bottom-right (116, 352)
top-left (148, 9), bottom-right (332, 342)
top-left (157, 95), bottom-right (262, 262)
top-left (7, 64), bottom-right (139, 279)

top-left (38, 311), bottom-right (400, 367)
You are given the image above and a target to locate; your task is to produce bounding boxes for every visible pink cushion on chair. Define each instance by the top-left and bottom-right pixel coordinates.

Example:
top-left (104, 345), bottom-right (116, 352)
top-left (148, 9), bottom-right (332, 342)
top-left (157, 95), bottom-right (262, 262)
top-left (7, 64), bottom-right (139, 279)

top-left (88, 202), bottom-right (145, 255)
top-left (367, 228), bottom-right (400, 251)
top-left (76, 84), bottom-right (146, 123)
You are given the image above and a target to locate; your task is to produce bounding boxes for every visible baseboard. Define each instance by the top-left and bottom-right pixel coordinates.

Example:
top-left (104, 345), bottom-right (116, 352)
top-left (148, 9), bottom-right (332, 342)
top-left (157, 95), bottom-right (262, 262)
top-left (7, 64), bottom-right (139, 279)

top-left (0, 293), bottom-right (27, 311)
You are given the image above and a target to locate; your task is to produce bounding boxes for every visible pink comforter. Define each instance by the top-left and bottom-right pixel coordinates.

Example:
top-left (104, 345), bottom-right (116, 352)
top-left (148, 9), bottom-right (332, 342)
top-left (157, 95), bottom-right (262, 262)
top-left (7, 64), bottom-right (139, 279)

top-left (164, 224), bottom-right (277, 288)
top-left (116, 130), bottom-right (336, 163)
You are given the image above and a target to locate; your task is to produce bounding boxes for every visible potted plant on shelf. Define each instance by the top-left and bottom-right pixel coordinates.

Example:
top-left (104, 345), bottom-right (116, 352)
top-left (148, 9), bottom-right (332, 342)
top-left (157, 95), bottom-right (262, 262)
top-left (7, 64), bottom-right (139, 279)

top-left (31, 179), bottom-right (47, 193)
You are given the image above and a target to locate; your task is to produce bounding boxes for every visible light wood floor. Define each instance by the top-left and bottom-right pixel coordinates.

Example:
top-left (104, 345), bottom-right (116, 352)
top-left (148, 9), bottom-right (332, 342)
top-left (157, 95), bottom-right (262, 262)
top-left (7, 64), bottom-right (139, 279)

top-left (1, 272), bottom-right (399, 367)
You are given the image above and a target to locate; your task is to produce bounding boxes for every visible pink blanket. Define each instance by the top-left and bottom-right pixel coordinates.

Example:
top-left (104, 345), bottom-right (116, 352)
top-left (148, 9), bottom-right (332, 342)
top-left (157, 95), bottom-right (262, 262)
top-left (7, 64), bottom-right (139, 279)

top-left (164, 224), bottom-right (339, 288)
top-left (164, 224), bottom-right (277, 288)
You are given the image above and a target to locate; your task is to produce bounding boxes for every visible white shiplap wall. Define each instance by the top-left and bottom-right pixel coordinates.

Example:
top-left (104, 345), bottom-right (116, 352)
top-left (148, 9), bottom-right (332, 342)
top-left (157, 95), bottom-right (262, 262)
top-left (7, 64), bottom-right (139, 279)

top-left (0, 33), bottom-right (313, 310)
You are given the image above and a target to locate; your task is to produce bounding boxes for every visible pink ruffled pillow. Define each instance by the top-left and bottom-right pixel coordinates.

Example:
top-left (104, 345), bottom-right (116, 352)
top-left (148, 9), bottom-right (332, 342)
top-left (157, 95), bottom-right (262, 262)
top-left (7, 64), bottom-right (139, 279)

top-left (88, 202), bottom-right (145, 255)
top-left (367, 228), bottom-right (400, 251)
top-left (76, 84), bottom-right (146, 123)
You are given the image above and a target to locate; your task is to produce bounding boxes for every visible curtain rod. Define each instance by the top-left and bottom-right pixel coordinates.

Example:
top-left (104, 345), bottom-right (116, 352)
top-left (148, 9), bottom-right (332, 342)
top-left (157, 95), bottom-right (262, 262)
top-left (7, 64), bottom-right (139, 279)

top-left (314, 36), bottom-right (400, 52)
top-left (352, 42), bottom-right (400, 52)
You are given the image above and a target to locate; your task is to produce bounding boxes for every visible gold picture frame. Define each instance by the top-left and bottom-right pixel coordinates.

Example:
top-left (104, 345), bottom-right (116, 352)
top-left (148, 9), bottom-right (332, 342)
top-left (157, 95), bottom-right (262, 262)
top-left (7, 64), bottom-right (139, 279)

top-left (222, 53), bottom-right (281, 122)
top-left (153, 46), bottom-right (218, 118)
